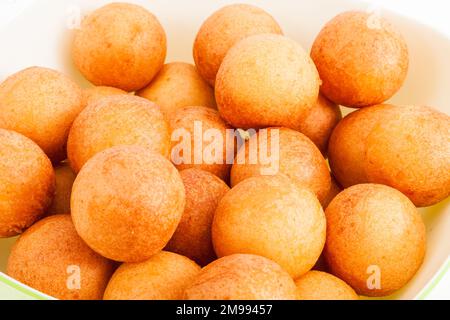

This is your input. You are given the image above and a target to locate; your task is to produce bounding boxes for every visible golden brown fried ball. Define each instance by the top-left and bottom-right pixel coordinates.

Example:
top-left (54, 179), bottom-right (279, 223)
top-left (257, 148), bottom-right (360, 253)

top-left (297, 94), bottom-right (342, 156)
top-left (7, 215), bottom-right (115, 300)
top-left (0, 67), bottom-right (83, 163)
top-left (231, 127), bottom-right (331, 205)
top-left (311, 11), bottom-right (409, 107)
top-left (364, 106), bottom-right (450, 207)
top-left (67, 95), bottom-right (170, 173)
top-left (325, 184), bottom-right (426, 296)
top-left (72, 3), bottom-right (167, 91)
top-left (193, 4), bottom-right (283, 86)
top-left (170, 106), bottom-right (235, 182)
top-left (47, 162), bottom-right (76, 216)
top-left (104, 251), bottom-right (200, 300)
top-left (184, 254), bottom-right (298, 300)
top-left (137, 62), bottom-right (216, 119)
top-left (0, 129), bottom-right (55, 237)
top-left (82, 86), bottom-right (128, 107)
top-left (166, 169), bottom-right (229, 266)
top-left (212, 175), bottom-right (326, 279)
top-left (328, 104), bottom-right (396, 188)
top-left (216, 34), bottom-right (320, 130)
top-left (295, 271), bottom-right (359, 300)
top-left (71, 146), bottom-right (185, 263)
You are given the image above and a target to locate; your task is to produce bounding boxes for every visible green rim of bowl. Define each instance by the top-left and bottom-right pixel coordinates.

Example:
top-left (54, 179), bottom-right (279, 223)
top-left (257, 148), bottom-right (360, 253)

top-left (0, 273), bottom-right (51, 300)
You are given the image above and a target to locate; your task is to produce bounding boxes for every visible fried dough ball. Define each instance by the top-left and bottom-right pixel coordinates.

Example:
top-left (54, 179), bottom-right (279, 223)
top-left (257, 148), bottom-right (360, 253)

top-left (364, 106), bottom-right (450, 207)
top-left (137, 62), bottom-right (216, 119)
top-left (311, 11), bottom-right (409, 107)
top-left (0, 129), bottom-right (55, 237)
top-left (297, 94), bottom-right (342, 156)
top-left (193, 4), bottom-right (283, 86)
top-left (295, 271), bottom-right (359, 300)
top-left (71, 146), bottom-right (185, 262)
top-left (7, 215), bottom-right (115, 300)
top-left (82, 86), bottom-right (127, 107)
top-left (166, 169), bottom-right (230, 266)
top-left (104, 251), bottom-right (200, 300)
top-left (47, 162), bottom-right (76, 216)
top-left (0, 67), bottom-right (83, 163)
top-left (328, 104), bottom-right (396, 188)
top-left (325, 184), bottom-right (426, 296)
top-left (212, 175), bottom-right (326, 279)
top-left (169, 106), bottom-right (235, 181)
top-left (231, 127), bottom-right (331, 205)
top-left (67, 95), bottom-right (170, 173)
top-left (216, 34), bottom-right (320, 130)
top-left (72, 3), bottom-right (167, 91)
top-left (329, 105), bottom-right (450, 206)
top-left (184, 254), bottom-right (298, 300)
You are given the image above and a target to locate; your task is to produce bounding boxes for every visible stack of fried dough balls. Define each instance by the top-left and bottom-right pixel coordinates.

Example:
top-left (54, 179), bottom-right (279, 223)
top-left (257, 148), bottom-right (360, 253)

top-left (1, 2), bottom-right (449, 301)
top-left (193, 4), bottom-right (283, 86)
top-left (0, 67), bottom-right (84, 163)
top-left (7, 215), bottom-right (115, 300)
top-left (231, 127), bottom-right (331, 205)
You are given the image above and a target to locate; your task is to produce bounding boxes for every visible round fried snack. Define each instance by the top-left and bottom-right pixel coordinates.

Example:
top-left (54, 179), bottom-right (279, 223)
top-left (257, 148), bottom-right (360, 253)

top-left (47, 162), bottom-right (76, 216)
top-left (67, 95), bottom-right (170, 173)
top-left (0, 129), bottom-right (55, 237)
top-left (311, 11), bottom-right (408, 108)
top-left (71, 146), bottom-right (185, 262)
top-left (193, 4), bottom-right (283, 86)
top-left (137, 62), bottom-right (216, 119)
top-left (104, 251), bottom-right (200, 300)
top-left (325, 184), bottom-right (426, 296)
top-left (82, 86), bottom-right (127, 107)
top-left (213, 175), bottom-right (326, 279)
top-left (170, 106), bottom-right (235, 182)
top-left (7, 215), bottom-right (115, 300)
top-left (0, 67), bottom-right (83, 163)
top-left (328, 104), bottom-right (396, 188)
top-left (297, 94), bottom-right (342, 156)
top-left (216, 34), bottom-right (320, 130)
top-left (364, 106), bottom-right (450, 207)
top-left (231, 127), bottom-right (331, 205)
top-left (166, 169), bottom-right (230, 266)
top-left (72, 3), bottom-right (167, 91)
top-left (184, 254), bottom-right (298, 300)
top-left (295, 271), bottom-right (358, 300)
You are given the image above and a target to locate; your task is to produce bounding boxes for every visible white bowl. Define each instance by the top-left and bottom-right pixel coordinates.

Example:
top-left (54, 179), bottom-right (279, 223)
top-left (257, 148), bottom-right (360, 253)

top-left (0, 0), bottom-right (449, 300)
